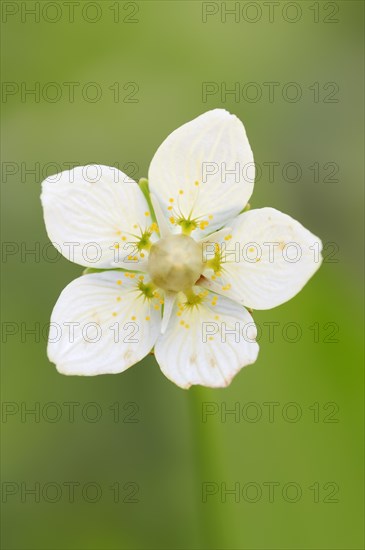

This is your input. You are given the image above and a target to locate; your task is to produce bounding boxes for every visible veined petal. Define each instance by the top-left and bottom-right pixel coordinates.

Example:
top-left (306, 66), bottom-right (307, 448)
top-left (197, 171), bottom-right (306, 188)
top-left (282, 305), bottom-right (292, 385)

top-left (201, 207), bottom-right (322, 310)
top-left (41, 165), bottom-right (157, 269)
top-left (148, 110), bottom-right (254, 239)
top-left (155, 289), bottom-right (259, 388)
top-left (47, 271), bottom-right (161, 375)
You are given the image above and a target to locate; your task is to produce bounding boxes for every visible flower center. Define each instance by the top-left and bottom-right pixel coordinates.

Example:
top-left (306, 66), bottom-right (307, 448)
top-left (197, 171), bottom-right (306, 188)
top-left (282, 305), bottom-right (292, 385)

top-left (147, 235), bottom-right (204, 292)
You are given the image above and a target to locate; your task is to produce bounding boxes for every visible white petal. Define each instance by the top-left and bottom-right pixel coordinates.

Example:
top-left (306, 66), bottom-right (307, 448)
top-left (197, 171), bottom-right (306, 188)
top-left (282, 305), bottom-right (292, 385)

top-left (199, 225), bottom-right (233, 245)
top-left (161, 291), bottom-right (177, 334)
top-left (150, 193), bottom-right (172, 238)
top-left (41, 165), bottom-right (156, 269)
top-left (149, 110), bottom-right (254, 239)
top-left (155, 290), bottom-right (259, 388)
top-left (201, 208), bottom-right (322, 310)
top-left (48, 271), bottom-right (161, 375)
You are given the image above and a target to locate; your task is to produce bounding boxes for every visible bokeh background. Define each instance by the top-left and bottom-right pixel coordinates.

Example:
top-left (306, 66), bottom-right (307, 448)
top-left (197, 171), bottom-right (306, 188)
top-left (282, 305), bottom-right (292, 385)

top-left (1, 1), bottom-right (364, 549)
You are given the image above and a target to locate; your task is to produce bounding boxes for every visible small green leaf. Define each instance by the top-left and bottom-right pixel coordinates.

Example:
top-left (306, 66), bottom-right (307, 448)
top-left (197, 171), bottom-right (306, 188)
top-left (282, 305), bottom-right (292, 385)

top-left (82, 267), bottom-right (126, 276)
top-left (239, 202), bottom-right (251, 214)
top-left (138, 178), bottom-right (157, 224)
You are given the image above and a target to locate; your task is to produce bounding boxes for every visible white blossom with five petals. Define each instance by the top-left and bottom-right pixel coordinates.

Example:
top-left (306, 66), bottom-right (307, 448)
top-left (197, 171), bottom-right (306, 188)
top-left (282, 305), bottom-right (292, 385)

top-left (41, 109), bottom-right (322, 388)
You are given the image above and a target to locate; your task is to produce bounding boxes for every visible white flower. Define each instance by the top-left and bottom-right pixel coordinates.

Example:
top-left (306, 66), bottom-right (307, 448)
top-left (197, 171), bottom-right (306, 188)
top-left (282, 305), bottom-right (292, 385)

top-left (41, 109), bottom-right (322, 388)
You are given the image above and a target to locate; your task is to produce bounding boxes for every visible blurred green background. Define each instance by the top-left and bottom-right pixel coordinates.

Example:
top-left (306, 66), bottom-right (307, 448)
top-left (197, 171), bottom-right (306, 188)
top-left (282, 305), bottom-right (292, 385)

top-left (1, 1), bottom-right (364, 549)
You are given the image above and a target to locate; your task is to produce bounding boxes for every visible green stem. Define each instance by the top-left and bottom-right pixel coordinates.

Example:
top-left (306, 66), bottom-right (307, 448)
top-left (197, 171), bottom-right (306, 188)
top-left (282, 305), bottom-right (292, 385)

top-left (188, 386), bottom-right (226, 549)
